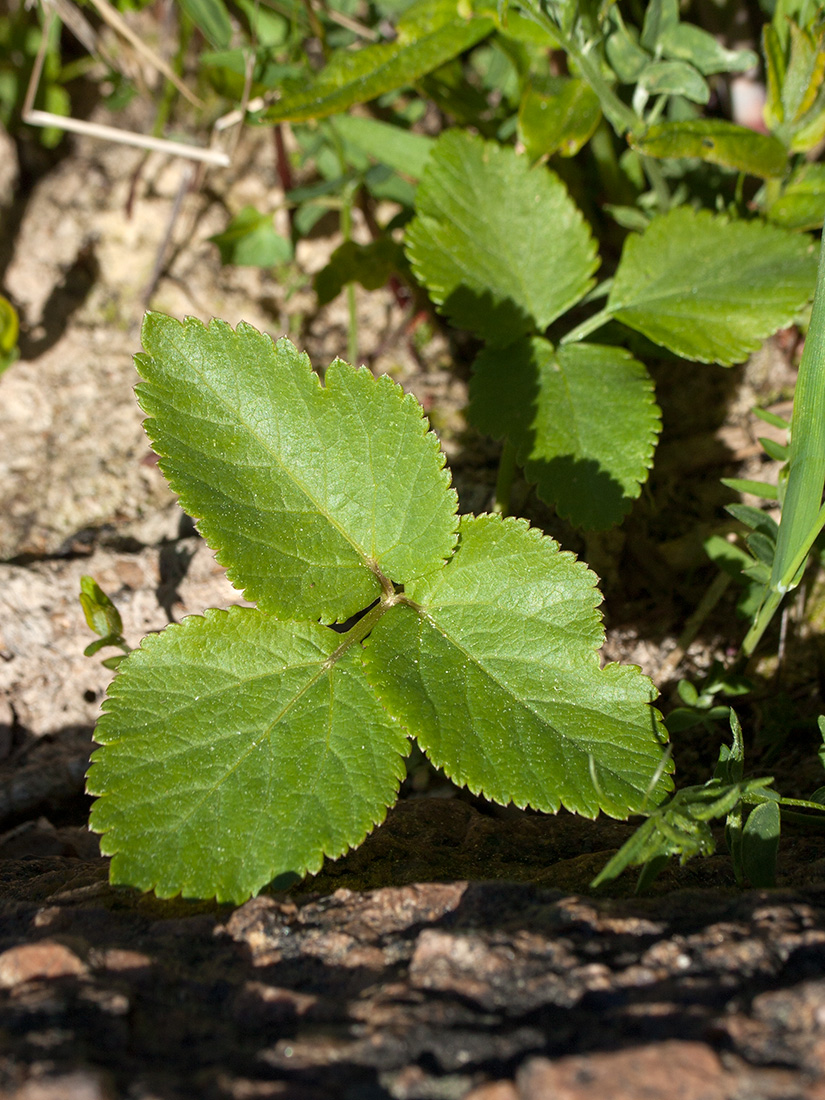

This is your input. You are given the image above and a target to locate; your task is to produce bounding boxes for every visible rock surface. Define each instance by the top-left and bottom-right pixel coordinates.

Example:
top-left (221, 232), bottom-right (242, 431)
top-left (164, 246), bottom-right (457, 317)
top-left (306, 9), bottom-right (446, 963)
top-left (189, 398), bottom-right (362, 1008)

top-left (2, 862), bottom-right (825, 1098)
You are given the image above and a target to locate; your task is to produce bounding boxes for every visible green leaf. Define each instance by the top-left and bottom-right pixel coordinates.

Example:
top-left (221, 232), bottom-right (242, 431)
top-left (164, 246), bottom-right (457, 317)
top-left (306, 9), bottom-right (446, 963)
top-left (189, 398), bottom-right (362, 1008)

top-left (720, 478), bottom-right (779, 501)
top-left (631, 120), bottom-right (787, 179)
top-left (177, 0), bottom-right (233, 48)
top-left (658, 22), bottom-right (758, 75)
top-left (328, 114), bottom-right (434, 180)
top-left (314, 238), bottom-right (406, 306)
top-left (88, 608), bottom-right (408, 903)
top-left (637, 59), bottom-right (710, 104)
top-left (209, 206), bottom-right (293, 267)
top-left (517, 79), bottom-right (601, 159)
top-left (80, 575), bottom-right (124, 640)
top-left (469, 338), bottom-right (660, 529)
top-left (591, 776), bottom-right (774, 890)
top-left (605, 25), bottom-right (651, 83)
top-left (606, 208), bottom-right (818, 365)
top-left (406, 131), bottom-right (598, 344)
top-left (742, 800), bottom-right (781, 887)
top-left (365, 514), bottom-right (673, 818)
top-left (136, 314), bottom-right (458, 623)
top-left (0, 295), bottom-right (18, 356)
top-left (766, 163), bottom-right (825, 231)
top-left (0, 294), bottom-right (19, 375)
top-left (261, 0), bottom-right (494, 122)
top-left (640, 0), bottom-right (679, 53)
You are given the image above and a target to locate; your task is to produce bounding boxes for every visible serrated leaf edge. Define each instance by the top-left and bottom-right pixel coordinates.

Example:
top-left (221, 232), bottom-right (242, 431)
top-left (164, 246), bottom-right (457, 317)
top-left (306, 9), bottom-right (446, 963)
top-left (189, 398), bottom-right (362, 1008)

top-left (88, 606), bottom-right (409, 902)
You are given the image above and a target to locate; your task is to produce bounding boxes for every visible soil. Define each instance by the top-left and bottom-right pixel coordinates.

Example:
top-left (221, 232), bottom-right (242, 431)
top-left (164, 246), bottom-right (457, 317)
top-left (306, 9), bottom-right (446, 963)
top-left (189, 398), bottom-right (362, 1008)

top-left (2, 84), bottom-right (825, 1100)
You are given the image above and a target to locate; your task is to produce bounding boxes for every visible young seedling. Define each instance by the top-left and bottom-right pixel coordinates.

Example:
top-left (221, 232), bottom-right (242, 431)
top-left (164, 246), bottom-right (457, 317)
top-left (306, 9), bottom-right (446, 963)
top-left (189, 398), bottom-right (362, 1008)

top-left (86, 313), bottom-right (673, 903)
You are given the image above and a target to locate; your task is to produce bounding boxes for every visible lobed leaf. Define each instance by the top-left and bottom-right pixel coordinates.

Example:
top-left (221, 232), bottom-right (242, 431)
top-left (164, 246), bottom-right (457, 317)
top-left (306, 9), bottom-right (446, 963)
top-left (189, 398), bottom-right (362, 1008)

top-left (136, 314), bottom-right (458, 623)
top-left (365, 514), bottom-right (672, 818)
top-left (470, 338), bottom-right (660, 529)
top-left (606, 207), bottom-right (817, 365)
top-left (406, 131), bottom-right (599, 344)
top-left (261, 0), bottom-right (494, 122)
top-left (88, 608), bottom-right (409, 904)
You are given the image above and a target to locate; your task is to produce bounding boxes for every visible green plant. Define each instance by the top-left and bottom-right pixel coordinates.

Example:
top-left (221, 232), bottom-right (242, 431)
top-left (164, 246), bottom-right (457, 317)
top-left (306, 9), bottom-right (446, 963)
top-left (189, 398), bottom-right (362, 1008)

top-left (593, 712), bottom-right (825, 892)
top-left (0, 296), bottom-right (19, 375)
top-left (85, 312), bottom-right (672, 903)
top-left (76, 0), bottom-right (825, 896)
top-left (200, 0), bottom-right (821, 532)
top-left (79, 576), bottom-right (131, 670)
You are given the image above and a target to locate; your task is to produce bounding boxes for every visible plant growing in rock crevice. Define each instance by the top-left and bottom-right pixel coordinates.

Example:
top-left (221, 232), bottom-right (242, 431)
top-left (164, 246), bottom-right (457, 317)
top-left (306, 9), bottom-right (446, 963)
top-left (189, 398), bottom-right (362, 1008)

top-left (85, 312), bottom-right (672, 903)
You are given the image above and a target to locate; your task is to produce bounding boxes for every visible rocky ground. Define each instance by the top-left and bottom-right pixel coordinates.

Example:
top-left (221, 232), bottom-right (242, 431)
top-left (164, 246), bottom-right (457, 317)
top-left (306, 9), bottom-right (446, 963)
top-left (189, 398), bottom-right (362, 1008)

top-left (2, 96), bottom-right (825, 1100)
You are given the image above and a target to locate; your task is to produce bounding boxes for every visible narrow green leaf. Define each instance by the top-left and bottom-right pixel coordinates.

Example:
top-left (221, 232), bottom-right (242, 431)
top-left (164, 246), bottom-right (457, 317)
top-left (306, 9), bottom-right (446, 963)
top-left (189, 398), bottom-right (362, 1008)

top-left (759, 436), bottom-right (789, 462)
top-left (209, 206), bottom-right (293, 267)
top-left (747, 531), bottom-right (777, 568)
top-left (136, 314), bottom-right (458, 623)
top-left (178, 0), bottom-right (233, 48)
top-left (742, 800), bottom-right (781, 887)
top-left (469, 337), bottom-right (660, 529)
top-left (517, 79), bottom-right (601, 159)
top-left (726, 503), bottom-right (779, 538)
top-left (606, 208), bottom-right (817, 365)
top-left (88, 608), bottom-right (408, 903)
top-left (763, 23), bottom-right (785, 130)
top-left (720, 478), bottom-right (779, 501)
top-left (262, 0), bottom-right (494, 122)
top-left (365, 514), bottom-right (673, 819)
top-left (406, 131), bottom-right (598, 344)
top-left (754, 407), bottom-right (790, 430)
top-left (328, 115), bottom-right (434, 180)
top-left (631, 120), bottom-right (787, 179)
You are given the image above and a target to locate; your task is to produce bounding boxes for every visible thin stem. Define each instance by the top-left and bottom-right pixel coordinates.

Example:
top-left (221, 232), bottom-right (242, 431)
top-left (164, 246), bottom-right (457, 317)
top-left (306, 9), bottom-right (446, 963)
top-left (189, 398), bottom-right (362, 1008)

top-left (340, 192), bottom-right (359, 365)
top-left (513, 0), bottom-right (641, 136)
top-left (493, 439), bottom-right (518, 515)
top-left (642, 156), bottom-right (671, 212)
top-left (561, 305), bottom-right (613, 345)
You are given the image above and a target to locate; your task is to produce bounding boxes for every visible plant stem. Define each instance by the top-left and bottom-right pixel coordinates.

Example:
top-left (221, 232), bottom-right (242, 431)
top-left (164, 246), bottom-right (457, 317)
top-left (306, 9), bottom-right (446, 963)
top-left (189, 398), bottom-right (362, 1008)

top-left (493, 439), bottom-right (518, 515)
top-left (324, 599), bottom-right (388, 666)
top-left (642, 156), bottom-right (671, 212)
top-left (514, 0), bottom-right (641, 137)
top-left (340, 192), bottom-right (359, 365)
top-left (742, 500), bottom-right (825, 657)
top-left (561, 305), bottom-right (613, 345)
